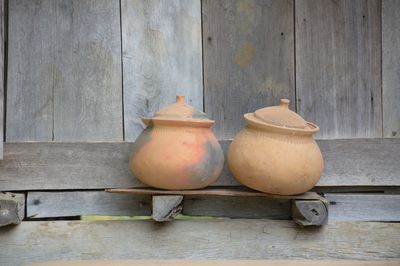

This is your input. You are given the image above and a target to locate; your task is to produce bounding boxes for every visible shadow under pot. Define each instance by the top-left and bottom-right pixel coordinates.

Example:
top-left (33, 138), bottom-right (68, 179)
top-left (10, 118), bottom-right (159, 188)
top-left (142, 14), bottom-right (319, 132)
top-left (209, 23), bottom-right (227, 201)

top-left (130, 95), bottom-right (224, 190)
top-left (227, 99), bottom-right (324, 195)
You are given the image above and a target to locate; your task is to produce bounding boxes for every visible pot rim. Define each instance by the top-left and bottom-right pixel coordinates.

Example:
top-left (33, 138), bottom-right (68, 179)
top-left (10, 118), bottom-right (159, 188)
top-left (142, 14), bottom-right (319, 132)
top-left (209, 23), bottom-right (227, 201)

top-left (142, 117), bottom-right (215, 128)
top-left (244, 113), bottom-right (319, 135)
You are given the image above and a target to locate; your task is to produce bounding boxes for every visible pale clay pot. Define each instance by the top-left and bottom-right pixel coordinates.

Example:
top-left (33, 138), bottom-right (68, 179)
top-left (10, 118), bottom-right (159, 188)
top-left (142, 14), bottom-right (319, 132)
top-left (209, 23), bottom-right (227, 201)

top-left (227, 99), bottom-right (324, 195)
top-left (130, 95), bottom-right (224, 190)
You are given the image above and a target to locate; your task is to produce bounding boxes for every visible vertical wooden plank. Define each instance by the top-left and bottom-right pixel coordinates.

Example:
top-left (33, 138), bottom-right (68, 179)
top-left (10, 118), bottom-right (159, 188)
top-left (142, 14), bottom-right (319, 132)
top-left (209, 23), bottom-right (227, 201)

top-left (6, 0), bottom-right (55, 141)
top-left (53, 0), bottom-right (122, 141)
top-left (7, 0), bottom-right (122, 142)
top-left (122, 0), bottom-right (203, 141)
top-left (383, 0), bottom-right (400, 138)
top-left (296, 0), bottom-right (382, 139)
top-left (0, 0), bottom-right (4, 159)
top-left (203, 0), bottom-right (294, 140)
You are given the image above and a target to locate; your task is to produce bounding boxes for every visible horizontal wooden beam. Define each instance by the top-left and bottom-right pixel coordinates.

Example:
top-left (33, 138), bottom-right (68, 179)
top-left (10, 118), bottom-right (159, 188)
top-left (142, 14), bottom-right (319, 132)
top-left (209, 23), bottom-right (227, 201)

top-left (1, 139), bottom-right (399, 191)
top-left (27, 191), bottom-right (151, 218)
top-left (326, 193), bottom-right (400, 221)
top-left (106, 187), bottom-right (324, 200)
top-left (26, 191), bottom-right (291, 219)
top-left (26, 260), bottom-right (400, 266)
top-left (26, 191), bottom-right (400, 222)
top-left (0, 220), bottom-right (399, 266)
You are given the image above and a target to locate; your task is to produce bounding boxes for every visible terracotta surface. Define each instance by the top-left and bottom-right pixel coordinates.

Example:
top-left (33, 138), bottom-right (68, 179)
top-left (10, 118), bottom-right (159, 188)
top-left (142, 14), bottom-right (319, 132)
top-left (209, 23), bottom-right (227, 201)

top-left (26, 260), bottom-right (400, 266)
top-left (227, 99), bottom-right (324, 195)
top-left (130, 95), bottom-right (224, 190)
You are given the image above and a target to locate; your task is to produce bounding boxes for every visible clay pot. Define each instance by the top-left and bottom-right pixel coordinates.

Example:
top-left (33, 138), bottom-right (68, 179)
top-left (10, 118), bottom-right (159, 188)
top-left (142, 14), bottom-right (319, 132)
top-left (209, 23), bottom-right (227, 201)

top-left (130, 95), bottom-right (224, 190)
top-left (227, 99), bottom-right (324, 195)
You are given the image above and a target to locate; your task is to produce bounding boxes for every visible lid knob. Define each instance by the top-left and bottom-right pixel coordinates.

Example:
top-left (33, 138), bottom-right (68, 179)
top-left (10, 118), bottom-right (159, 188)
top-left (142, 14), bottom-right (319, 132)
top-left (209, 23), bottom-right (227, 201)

top-left (176, 95), bottom-right (185, 104)
top-left (280, 99), bottom-right (290, 109)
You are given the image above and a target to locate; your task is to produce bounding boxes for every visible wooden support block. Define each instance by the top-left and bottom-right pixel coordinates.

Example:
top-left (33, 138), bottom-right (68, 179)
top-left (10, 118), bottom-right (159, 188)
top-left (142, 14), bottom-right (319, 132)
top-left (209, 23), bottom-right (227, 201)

top-left (152, 195), bottom-right (183, 222)
top-left (291, 199), bottom-right (328, 226)
top-left (0, 192), bottom-right (25, 226)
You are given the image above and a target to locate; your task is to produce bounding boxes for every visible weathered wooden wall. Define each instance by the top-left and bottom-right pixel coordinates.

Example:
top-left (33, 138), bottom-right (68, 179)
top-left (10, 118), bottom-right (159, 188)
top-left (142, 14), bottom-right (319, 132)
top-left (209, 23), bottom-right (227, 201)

top-left (383, 0), bottom-right (400, 138)
top-left (3, 0), bottom-right (398, 142)
top-left (122, 0), bottom-right (203, 141)
top-left (0, 0), bottom-right (3, 159)
top-left (296, 0), bottom-right (382, 139)
top-left (7, 0), bottom-right (123, 142)
top-left (203, 0), bottom-right (294, 139)
top-left (1, 220), bottom-right (399, 265)
top-left (1, 0), bottom-right (400, 265)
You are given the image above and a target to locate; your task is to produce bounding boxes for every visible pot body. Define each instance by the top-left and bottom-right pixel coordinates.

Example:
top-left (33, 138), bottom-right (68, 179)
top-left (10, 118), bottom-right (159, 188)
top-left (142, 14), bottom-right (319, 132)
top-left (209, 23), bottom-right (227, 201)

top-left (130, 124), bottom-right (224, 190)
top-left (227, 126), bottom-right (323, 195)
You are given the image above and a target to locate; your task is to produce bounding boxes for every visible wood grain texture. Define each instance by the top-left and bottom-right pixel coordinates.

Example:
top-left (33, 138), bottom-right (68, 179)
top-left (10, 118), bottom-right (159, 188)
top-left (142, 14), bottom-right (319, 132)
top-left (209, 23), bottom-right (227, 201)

top-left (383, 0), bottom-right (400, 138)
top-left (0, 192), bottom-right (24, 226)
top-left (0, 220), bottom-right (399, 266)
top-left (0, 0), bottom-right (3, 159)
top-left (7, 0), bottom-right (55, 141)
top-left (183, 195), bottom-right (290, 219)
top-left (326, 193), bottom-right (400, 222)
top-left (27, 191), bottom-right (151, 218)
top-left (1, 139), bottom-right (399, 190)
top-left (203, 0), bottom-right (294, 139)
top-left (25, 191), bottom-right (291, 219)
top-left (53, 0), bottom-right (123, 141)
top-left (0, 142), bottom-right (140, 190)
top-left (152, 195), bottom-right (183, 221)
top-left (7, 0), bottom-right (123, 141)
top-left (24, 191), bottom-right (400, 222)
top-left (107, 187), bottom-right (323, 200)
top-left (291, 200), bottom-right (328, 226)
top-left (122, 0), bottom-right (203, 141)
top-left (295, 0), bottom-right (382, 139)
top-left (25, 260), bottom-right (400, 266)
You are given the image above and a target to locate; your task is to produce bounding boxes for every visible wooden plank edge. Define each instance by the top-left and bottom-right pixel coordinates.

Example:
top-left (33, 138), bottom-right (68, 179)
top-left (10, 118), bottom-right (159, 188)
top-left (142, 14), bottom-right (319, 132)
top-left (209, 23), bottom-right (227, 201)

top-left (26, 259), bottom-right (400, 266)
top-left (106, 187), bottom-right (325, 200)
top-left (0, 220), bottom-right (399, 264)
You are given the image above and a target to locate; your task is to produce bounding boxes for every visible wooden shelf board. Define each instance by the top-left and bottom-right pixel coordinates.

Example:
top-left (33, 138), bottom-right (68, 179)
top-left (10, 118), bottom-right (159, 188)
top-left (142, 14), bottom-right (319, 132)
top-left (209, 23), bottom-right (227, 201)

top-left (105, 187), bottom-right (325, 201)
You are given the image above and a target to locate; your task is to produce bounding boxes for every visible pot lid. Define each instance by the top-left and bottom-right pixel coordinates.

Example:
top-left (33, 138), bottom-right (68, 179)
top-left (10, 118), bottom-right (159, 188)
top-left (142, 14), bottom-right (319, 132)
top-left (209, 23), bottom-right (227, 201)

top-left (142, 95), bottom-right (214, 126)
top-left (245, 99), bottom-right (319, 133)
top-left (253, 99), bottom-right (308, 129)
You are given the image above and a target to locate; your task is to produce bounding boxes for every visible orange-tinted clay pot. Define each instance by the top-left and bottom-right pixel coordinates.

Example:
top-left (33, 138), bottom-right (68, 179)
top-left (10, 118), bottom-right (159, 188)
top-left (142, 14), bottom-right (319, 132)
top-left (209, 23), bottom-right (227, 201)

top-left (227, 99), bottom-right (324, 195)
top-left (130, 95), bottom-right (224, 190)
